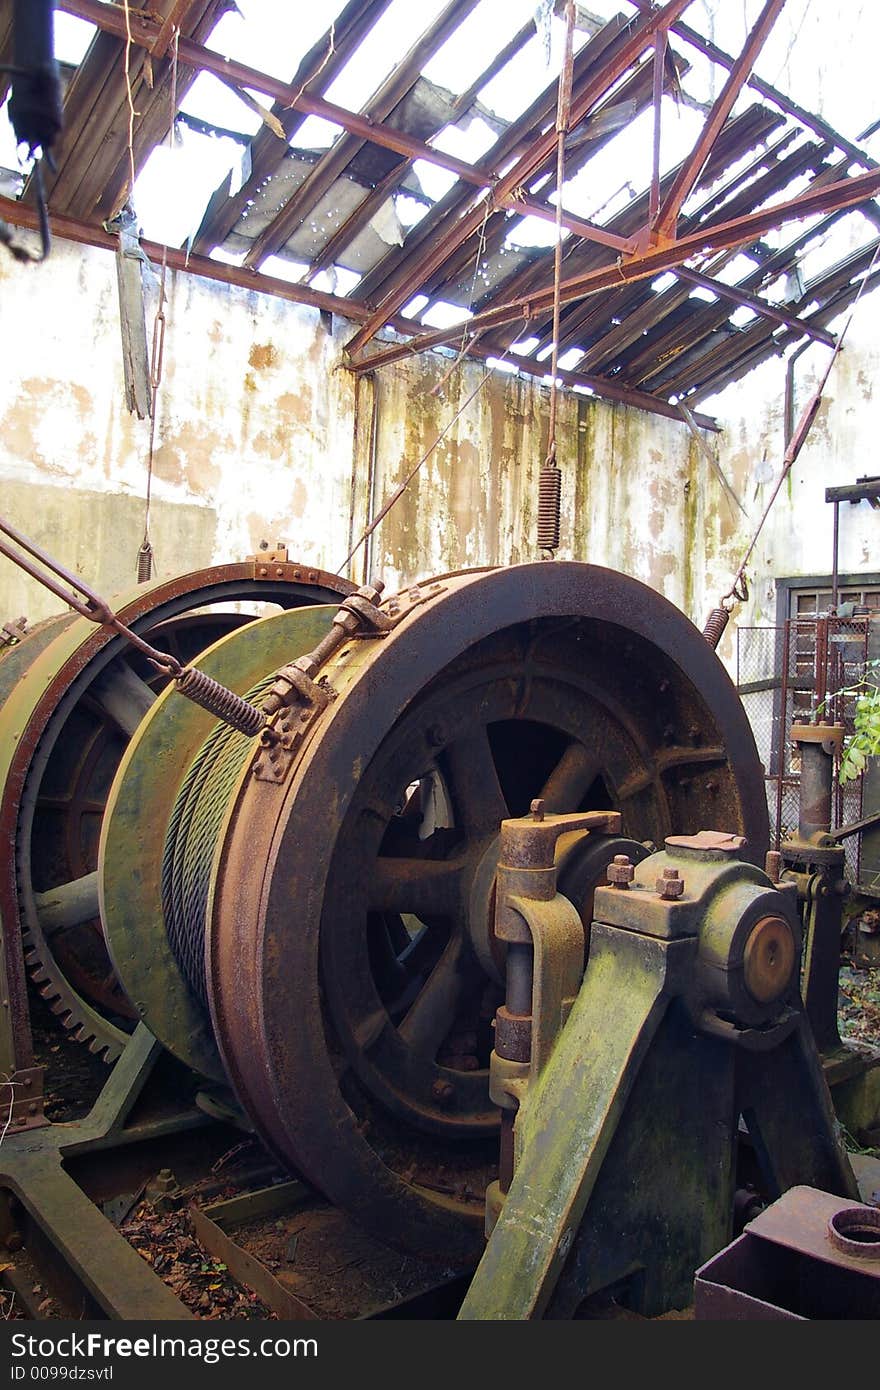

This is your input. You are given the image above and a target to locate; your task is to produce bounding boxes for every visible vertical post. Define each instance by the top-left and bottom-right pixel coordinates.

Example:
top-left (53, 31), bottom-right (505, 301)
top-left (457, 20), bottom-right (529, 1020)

top-left (831, 499), bottom-right (840, 610)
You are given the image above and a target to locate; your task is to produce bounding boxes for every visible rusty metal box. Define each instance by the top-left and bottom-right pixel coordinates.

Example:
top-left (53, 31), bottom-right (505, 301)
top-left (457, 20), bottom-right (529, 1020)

top-left (694, 1185), bottom-right (880, 1319)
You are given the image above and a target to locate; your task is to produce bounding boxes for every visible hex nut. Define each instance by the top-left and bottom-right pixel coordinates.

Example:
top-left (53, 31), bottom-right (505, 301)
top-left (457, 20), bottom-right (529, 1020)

top-left (656, 866), bottom-right (685, 899)
top-left (607, 854), bottom-right (635, 886)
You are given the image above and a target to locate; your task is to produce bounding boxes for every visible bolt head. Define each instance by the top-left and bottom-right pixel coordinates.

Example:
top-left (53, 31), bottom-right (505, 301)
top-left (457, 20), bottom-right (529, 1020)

top-left (431, 1080), bottom-right (455, 1107)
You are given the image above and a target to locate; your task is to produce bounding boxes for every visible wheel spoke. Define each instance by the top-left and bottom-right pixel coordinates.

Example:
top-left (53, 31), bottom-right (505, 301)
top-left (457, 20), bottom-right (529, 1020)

top-left (397, 936), bottom-right (466, 1065)
top-left (34, 871), bottom-right (100, 936)
top-left (615, 745), bottom-right (727, 800)
top-left (539, 741), bottom-right (601, 812)
top-left (370, 856), bottom-right (467, 917)
top-left (443, 726), bottom-right (508, 834)
top-left (90, 662), bottom-right (157, 737)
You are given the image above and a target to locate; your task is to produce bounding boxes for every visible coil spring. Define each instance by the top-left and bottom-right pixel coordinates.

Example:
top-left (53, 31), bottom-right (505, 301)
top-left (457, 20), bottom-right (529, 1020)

top-left (702, 606), bottom-right (730, 649)
top-left (537, 465), bottom-right (561, 551)
top-left (136, 541), bottom-right (153, 583)
top-left (163, 674), bottom-right (275, 1008)
top-left (175, 665), bottom-right (267, 737)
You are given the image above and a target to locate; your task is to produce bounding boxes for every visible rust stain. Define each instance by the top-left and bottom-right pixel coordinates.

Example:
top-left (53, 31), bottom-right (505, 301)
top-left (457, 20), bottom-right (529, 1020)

top-left (153, 420), bottom-right (227, 492)
top-left (291, 478), bottom-right (308, 519)
top-left (252, 426), bottom-right (288, 461)
top-left (0, 378), bottom-right (97, 474)
top-left (249, 343), bottom-right (280, 371)
top-left (276, 389), bottom-right (314, 427)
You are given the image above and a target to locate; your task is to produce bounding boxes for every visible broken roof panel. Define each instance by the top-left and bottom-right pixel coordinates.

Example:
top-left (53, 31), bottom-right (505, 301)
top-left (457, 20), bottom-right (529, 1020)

top-left (0, 0), bottom-right (877, 427)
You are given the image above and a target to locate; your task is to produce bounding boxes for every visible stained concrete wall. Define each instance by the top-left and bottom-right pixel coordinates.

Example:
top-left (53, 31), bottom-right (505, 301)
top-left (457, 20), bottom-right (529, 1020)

top-left (0, 238), bottom-right (356, 623)
top-left (1, 225), bottom-right (876, 667)
top-left (0, 235), bottom-right (711, 629)
top-left (2, 0), bottom-right (878, 658)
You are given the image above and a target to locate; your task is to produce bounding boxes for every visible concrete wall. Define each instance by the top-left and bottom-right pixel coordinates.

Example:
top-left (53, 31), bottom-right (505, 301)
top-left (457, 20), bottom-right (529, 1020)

top-left (1, 236), bottom-right (711, 628)
top-left (699, 310), bottom-right (880, 671)
top-left (1, 228), bottom-right (876, 660)
top-left (0, 238), bottom-right (356, 622)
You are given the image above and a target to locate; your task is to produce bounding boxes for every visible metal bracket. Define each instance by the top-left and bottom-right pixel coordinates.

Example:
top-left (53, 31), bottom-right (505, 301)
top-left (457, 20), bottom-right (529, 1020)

top-left (698, 1006), bottom-right (800, 1051)
top-left (252, 675), bottom-right (335, 784)
top-left (384, 581), bottom-right (447, 625)
top-left (247, 546), bottom-right (325, 586)
top-left (506, 893), bottom-right (584, 1080)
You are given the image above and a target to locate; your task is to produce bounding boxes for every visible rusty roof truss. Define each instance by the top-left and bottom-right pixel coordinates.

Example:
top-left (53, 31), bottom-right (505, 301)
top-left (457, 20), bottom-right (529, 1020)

top-left (0, 0), bottom-right (877, 426)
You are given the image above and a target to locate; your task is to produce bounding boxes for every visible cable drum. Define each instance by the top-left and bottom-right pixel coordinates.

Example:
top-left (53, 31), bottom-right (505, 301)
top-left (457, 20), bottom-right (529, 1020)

top-left (162, 673), bottom-right (276, 1010)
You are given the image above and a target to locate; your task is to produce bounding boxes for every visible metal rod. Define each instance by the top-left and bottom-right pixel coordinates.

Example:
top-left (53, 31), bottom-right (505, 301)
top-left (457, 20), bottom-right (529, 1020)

top-left (0, 514), bottom-right (182, 671)
top-left (831, 500), bottom-right (840, 609)
top-left (649, 29), bottom-right (665, 227)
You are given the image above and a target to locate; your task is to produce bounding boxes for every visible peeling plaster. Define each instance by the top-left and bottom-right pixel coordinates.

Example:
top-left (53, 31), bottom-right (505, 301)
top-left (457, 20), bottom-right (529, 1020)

top-left (0, 233), bottom-right (876, 652)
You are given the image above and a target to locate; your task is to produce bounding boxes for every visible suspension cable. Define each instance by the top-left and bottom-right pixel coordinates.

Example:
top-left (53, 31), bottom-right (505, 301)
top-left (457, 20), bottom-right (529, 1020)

top-left (537, 0), bottom-right (576, 558)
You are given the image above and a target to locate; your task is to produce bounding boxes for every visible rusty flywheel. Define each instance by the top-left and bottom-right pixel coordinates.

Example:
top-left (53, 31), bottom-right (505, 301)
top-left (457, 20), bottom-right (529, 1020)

top-left (95, 562), bottom-right (767, 1261)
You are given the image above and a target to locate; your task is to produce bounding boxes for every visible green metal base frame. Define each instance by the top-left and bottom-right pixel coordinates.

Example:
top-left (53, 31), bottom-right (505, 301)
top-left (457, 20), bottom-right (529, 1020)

top-left (459, 922), bottom-right (859, 1321)
top-left (0, 1025), bottom-right (200, 1319)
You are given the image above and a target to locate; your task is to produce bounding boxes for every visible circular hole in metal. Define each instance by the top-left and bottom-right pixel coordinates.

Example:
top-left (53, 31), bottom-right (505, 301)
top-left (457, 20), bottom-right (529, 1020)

top-left (827, 1205), bottom-right (880, 1259)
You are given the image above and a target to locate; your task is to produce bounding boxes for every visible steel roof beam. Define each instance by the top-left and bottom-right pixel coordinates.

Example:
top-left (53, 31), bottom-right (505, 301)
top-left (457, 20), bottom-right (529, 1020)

top-left (626, 0), bottom-right (879, 174)
top-left (56, 0), bottom-right (634, 260)
top-left (349, 167), bottom-right (880, 373)
top-left (652, 0), bottom-right (787, 239)
top-left (343, 0), bottom-right (697, 360)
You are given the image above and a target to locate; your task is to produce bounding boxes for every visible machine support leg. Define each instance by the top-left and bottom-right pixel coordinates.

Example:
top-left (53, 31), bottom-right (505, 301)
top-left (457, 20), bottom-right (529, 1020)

top-left (459, 930), bottom-right (691, 1320)
top-left (737, 1017), bottom-right (860, 1202)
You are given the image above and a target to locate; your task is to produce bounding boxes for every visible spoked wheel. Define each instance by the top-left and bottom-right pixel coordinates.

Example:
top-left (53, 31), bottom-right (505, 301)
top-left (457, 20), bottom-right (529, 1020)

top-left (209, 564), bottom-right (769, 1261)
top-left (0, 563), bottom-right (354, 1062)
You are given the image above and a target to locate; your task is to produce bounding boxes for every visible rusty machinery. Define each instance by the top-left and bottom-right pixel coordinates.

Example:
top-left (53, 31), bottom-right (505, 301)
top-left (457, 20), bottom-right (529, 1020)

top-left (0, 558), bottom-right (875, 1318)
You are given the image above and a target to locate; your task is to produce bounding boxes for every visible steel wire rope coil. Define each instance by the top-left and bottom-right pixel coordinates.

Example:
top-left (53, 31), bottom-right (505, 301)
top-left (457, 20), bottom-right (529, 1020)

top-left (162, 673), bottom-right (277, 1009)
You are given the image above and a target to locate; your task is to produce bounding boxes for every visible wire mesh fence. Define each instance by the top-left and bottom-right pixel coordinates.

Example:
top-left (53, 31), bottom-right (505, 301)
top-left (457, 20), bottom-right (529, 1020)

top-left (737, 615), bottom-right (872, 882)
